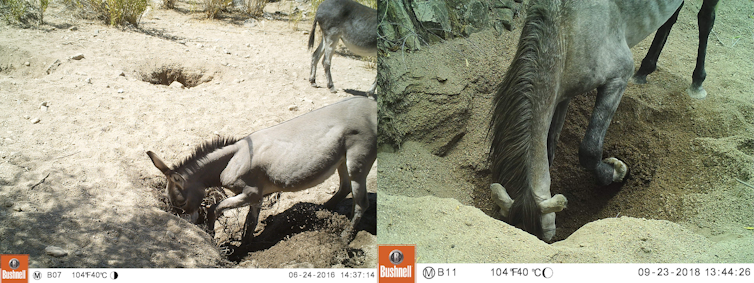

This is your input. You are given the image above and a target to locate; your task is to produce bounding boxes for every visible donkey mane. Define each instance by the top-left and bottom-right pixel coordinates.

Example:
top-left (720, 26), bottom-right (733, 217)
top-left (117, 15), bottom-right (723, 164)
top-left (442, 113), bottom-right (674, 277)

top-left (174, 136), bottom-right (241, 175)
top-left (488, 0), bottom-right (560, 239)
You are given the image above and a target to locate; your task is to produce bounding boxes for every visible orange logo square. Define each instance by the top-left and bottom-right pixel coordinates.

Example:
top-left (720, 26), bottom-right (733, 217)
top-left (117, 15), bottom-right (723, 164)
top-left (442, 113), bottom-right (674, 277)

top-left (378, 245), bottom-right (415, 283)
top-left (1, 254), bottom-right (29, 283)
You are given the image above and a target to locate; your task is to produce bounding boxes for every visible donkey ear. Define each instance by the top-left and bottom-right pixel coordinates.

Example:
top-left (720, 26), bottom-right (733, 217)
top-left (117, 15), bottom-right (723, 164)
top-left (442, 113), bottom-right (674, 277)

top-left (490, 183), bottom-right (514, 217)
top-left (147, 151), bottom-right (172, 175)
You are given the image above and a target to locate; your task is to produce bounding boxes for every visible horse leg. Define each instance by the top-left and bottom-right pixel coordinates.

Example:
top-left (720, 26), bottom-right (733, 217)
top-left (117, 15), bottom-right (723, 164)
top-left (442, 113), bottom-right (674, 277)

top-left (323, 161), bottom-right (352, 210)
top-left (310, 39), bottom-right (325, 88)
top-left (548, 98), bottom-right (571, 166)
top-left (688, 0), bottom-right (719, 99)
top-left (322, 32), bottom-right (340, 93)
top-left (579, 78), bottom-right (629, 186)
top-left (632, 3), bottom-right (683, 84)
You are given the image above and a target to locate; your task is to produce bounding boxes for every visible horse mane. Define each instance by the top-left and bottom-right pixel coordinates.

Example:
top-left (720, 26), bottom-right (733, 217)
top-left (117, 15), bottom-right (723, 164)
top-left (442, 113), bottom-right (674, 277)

top-left (173, 136), bottom-right (241, 175)
top-left (488, 0), bottom-right (561, 239)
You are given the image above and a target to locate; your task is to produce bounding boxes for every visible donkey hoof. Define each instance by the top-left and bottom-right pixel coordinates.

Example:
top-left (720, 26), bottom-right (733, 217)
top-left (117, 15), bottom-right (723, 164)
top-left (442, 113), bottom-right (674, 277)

top-left (604, 157), bottom-right (628, 183)
top-left (631, 75), bottom-right (648, 85)
top-left (687, 86), bottom-right (707, 100)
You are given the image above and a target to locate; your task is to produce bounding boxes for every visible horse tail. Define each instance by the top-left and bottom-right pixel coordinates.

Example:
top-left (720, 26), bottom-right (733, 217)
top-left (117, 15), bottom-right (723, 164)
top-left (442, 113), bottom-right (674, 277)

top-left (308, 20), bottom-right (318, 50)
top-left (488, 1), bottom-right (560, 240)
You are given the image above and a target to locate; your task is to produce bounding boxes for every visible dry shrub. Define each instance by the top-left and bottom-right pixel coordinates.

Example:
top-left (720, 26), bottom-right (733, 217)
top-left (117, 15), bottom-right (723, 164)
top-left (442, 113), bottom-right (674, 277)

top-left (204, 0), bottom-right (232, 19)
top-left (74, 0), bottom-right (147, 26)
top-left (244, 0), bottom-right (265, 17)
top-left (162, 0), bottom-right (174, 9)
top-left (1, 0), bottom-right (42, 24)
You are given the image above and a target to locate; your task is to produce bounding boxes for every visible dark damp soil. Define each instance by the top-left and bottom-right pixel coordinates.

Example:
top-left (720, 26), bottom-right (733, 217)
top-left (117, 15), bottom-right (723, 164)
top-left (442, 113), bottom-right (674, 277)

top-left (150, 179), bottom-right (378, 268)
top-left (378, 0), bottom-right (753, 247)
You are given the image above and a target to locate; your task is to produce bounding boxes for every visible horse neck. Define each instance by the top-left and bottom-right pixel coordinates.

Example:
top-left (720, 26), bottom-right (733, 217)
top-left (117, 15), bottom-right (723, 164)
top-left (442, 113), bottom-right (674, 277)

top-left (180, 144), bottom-right (239, 188)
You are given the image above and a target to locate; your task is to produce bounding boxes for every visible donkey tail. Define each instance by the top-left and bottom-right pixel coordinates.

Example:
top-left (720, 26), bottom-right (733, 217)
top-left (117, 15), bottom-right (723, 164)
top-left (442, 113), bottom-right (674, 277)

top-left (308, 20), bottom-right (318, 50)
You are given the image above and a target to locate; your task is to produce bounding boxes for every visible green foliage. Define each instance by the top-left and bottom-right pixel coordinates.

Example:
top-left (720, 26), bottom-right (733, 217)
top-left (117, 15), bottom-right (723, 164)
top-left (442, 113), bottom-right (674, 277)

top-left (1, 0), bottom-right (32, 24)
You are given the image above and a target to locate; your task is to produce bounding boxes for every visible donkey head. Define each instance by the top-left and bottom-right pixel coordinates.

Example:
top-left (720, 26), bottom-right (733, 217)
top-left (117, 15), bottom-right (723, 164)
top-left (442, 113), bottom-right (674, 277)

top-left (490, 183), bottom-right (567, 241)
top-left (147, 151), bottom-right (204, 217)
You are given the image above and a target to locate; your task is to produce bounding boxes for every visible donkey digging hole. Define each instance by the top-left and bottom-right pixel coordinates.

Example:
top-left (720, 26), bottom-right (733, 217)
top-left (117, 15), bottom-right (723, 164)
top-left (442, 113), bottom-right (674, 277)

top-left (147, 179), bottom-right (374, 267)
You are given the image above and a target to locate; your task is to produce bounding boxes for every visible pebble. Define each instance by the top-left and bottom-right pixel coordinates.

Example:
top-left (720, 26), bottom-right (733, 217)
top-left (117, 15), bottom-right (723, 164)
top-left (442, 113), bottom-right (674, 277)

top-left (24, 62), bottom-right (30, 66)
top-left (45, 246), bottom-right (68, 258)
top-left (169, 81), bottom-right (184, 89)
top-left (166, 231), bottom-right (176, 239)
top-left (288, 105), bottom-right (298, 111)
top-left (69, 26), bottom-right (77, 31)
top-left (117, 89), bottom-right (124, 93)
top-left (31, 118), bottom-right (41, 124)
top-left (70, 53), bottom-right (85, 60)
top-left (85, 77), bottom-right (92, 84)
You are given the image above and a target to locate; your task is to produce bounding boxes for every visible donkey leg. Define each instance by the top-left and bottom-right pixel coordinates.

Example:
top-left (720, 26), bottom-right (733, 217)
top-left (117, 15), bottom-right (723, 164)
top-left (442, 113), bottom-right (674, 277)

top-left (632, 3), bottom-right (682, 84)
top-left (323, 161), bottom-right (352, 210)
top-left (579, 78), bottom-right (629, 186)
top-left (367, 78), bottom-right (377, 97)
top-left (548, 98), bottom-right (571, 166)
top-left (241, 201), bottom-right (262, 245)
top-left (310, 40), bottom-right (325, 87)
top-left (322, 33), bottom-right (340, 93)
top-left (208, 187), bottom-right (260, 234)
top-left (688, 0), bottom-right (719, 99)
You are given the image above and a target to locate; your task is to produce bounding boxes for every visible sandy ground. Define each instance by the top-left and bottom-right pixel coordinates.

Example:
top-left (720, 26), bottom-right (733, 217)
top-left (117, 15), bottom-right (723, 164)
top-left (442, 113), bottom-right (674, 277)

top-left (0, 1), bottom-right (376, 267)
top-left (377, 0), bottom-right (753, 262)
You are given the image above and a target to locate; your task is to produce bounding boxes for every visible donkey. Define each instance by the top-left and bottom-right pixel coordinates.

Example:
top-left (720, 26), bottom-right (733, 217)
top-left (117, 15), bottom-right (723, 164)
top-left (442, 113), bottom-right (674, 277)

top-left (147, 97), bottom-right (377, 244)
top-left (309, 0), bottom-right (378, 96)
top-left (488, 0), bottom-right (684, 241)
top-left (632, 0), bottom-right (719, 99)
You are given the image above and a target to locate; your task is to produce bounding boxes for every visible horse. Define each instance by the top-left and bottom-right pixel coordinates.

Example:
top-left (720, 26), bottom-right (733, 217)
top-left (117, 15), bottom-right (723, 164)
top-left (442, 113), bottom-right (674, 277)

top-left (488, 0), bottom-right (684, 241)
top-left (632, 0), bottom-right (719, 99)
top-left (147, 97), bottom-right (377, 244)
top-left (309, 0), bottom-right (378, 96)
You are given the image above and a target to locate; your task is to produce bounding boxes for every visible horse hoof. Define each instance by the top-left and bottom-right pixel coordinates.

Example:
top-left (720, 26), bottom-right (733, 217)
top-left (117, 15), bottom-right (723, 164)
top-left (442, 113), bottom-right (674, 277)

top-left (687, 86), bottom-right (707, 100)
top-left (604, 157), bottom-right (628, 183)
top-left (329, 88), bottom-right (338, 93)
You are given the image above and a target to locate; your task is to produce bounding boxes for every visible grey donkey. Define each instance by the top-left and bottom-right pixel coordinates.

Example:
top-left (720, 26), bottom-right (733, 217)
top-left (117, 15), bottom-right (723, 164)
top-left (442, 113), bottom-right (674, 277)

top-left (309, 0), bottom-right (377, 96)
top-left (147, 97), bottom-right (377, 244)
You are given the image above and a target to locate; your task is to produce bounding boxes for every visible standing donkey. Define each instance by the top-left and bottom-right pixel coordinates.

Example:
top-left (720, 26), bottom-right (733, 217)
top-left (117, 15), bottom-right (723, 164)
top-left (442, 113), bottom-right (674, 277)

top-left (147, 97), bottom-right (377, 244)
top-left (488, 0), bottom-right (684, 241)
top-left (309, 0), bottom-right (378, 96)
